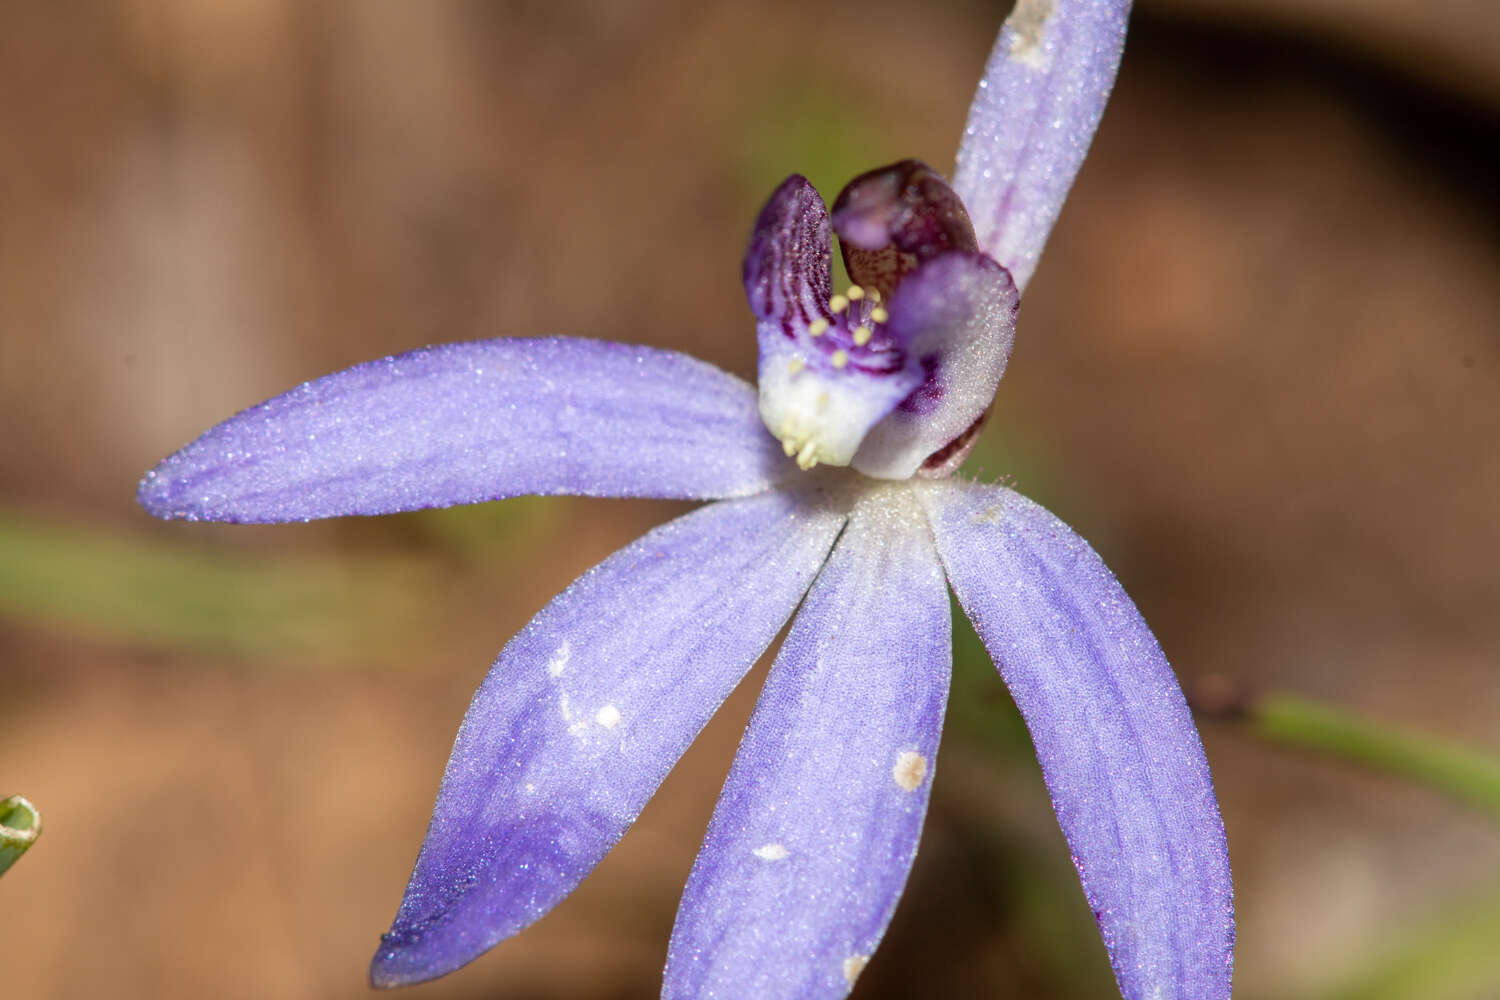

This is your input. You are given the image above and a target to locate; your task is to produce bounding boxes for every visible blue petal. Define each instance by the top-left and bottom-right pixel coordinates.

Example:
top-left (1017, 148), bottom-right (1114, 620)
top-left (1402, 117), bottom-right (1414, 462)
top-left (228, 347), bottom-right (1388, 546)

top-left (920, 481), bottom-right (1233, 1000)
top-left (953, 0), bottom-right (1131, 291)
top-left (665, 488), bottom-right (951, 999)
top-left (370, 487), bottom-right (846, 987)
top-left (138, 337), bottom-right (789, 522)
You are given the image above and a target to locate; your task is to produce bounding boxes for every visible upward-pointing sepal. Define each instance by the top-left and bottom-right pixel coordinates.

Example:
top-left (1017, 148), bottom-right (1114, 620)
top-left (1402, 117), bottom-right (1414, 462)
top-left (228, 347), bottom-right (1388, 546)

top-left (953, 0), bottom-right (1132, 291)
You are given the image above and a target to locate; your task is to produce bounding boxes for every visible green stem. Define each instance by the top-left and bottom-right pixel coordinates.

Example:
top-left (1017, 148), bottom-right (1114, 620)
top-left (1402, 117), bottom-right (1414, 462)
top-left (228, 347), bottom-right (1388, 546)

top-left (1255, 695), bottom-right (1500, 821)
top-left (0, 794), bottom-right (41, 875)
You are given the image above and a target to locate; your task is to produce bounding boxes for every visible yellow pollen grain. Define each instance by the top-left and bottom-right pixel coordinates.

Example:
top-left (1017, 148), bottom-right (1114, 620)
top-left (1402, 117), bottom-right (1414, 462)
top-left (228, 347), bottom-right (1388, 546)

top-left (808, 318), bottom-right (829, 337)
top-left (787, 357), bottom-right (805, 375)
top-left (846, 285), bottom-right (865, 301)
top-left (782, 437), bottom-right (798, 457)
top-left (829, 294), bottom-right (849, 314)
top-left (831, 349), bottom-right (849, 369)
top-left (796, 441), bottom-right (819, 470)
top-left (871, 306), bottom-right (889, 323)
top-left (852, 326), bottom-right (872, 346)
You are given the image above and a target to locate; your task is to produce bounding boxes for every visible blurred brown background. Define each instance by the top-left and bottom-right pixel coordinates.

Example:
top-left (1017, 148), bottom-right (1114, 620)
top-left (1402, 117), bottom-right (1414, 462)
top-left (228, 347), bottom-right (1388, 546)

top-left (3, 1), bottom-right (1498, 997)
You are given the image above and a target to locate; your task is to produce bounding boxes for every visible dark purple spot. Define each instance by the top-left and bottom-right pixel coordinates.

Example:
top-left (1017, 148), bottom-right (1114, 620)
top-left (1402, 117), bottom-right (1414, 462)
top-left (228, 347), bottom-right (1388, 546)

top-left (897, 355), bottom-right (944, 414)
top-left (919, 412), bottom-right (987, 476)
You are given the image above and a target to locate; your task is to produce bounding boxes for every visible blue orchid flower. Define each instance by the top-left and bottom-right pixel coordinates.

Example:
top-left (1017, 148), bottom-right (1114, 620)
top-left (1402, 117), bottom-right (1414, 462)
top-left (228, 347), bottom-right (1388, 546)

top-left (138, 1), bottom-right (1234, 997)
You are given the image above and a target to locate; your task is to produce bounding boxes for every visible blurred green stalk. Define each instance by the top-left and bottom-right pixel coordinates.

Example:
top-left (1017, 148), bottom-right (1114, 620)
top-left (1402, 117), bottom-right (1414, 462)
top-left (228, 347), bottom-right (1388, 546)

top-left (1255, 696), bottom-right (1500, 999)
top-left (0, 795), bottom-right (41, 875)
top-left (1255, 694), bottom-right (1500, 821)
top-left (0, 510), bottom-right (438, 667)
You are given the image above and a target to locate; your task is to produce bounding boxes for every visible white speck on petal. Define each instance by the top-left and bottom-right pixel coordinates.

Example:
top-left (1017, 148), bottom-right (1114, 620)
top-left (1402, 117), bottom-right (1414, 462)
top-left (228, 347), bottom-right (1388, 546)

top-left (596, 704), bottom-right (622, 729)
top-left (752, 843), bottom-right (789, 861)
top-left (893, 750), bottom-right (928, 791)
top-left (547, 640), bottom-right (571, 678)
top-left (971, 503), bottom-right (1006, 525)
top-left (842, 954), bottom-right (869, 985)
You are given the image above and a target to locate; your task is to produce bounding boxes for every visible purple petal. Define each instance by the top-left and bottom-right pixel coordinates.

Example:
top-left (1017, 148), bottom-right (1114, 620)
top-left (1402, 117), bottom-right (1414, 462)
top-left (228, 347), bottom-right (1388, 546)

top-left (920, 481), bottom-right (1233, 1000)
top-left (953, 0), bottom-right (1131, 290)
top-left (370, 487), bottom-right (846, 987)
top-left (665, 490), bottom-right (950, 999)
top-left (744, 174), bottom-right (834, 331)
top-left (850, 252), bottom-right (1018, 480)
top-left (138, 337), bottom-right (788, 523)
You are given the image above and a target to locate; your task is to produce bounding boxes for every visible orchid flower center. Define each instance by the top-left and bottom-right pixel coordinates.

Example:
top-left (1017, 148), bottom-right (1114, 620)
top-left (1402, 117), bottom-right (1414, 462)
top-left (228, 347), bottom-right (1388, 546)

top-left (749, 162), bottom-right (1013, 482)
top-left (772, 284), bottom-right (895, 470)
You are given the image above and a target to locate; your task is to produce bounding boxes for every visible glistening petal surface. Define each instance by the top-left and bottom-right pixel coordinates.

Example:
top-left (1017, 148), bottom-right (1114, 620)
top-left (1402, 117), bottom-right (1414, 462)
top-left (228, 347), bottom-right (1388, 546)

top-left (665, 489), bottom-right (951, 999)
top-left (138, 337), bottom-right (788, 522)
top-left (953, 0), bottom-right (1131, 291)
top-left (850, 252), bottom-right (1018, 480)
top-left (920, 481), bottom-right (1233, 1000)
top-left (370, 488), bottom-right (847, 987)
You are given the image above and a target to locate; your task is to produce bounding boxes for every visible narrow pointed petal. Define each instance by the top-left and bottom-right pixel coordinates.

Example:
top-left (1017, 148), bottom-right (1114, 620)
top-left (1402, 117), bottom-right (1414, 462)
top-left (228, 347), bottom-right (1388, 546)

top-left (138, 337), bottom-right (788, 523)
top-left (665, 489), bottom-right (950, 1000)
top-left (850, 252), bottom-right (1017, 480)
top-left (371, 487), bottom-right (847, 987)
top-left (919, 481), bottom-right (1233, 1000)
top-left (953, 0), bottom-right (1131, 290)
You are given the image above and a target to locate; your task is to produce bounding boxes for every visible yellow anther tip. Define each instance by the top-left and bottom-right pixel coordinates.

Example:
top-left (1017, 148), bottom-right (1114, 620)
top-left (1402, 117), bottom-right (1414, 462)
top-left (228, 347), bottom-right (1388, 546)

top-left (831, 349), bottom-right (849, 369)
top-left (852, 326), bottom-right (872, 346)
top-left (829, 294), bottom-right (849, 314)
top-left (871, 307), bottom-right (889, 323)
top-left (787, 357), bottom-right (806, 375)
top-left (847, 286), bottom-right (865, 301)
top-left (808, 318), bottom-right (829, 337)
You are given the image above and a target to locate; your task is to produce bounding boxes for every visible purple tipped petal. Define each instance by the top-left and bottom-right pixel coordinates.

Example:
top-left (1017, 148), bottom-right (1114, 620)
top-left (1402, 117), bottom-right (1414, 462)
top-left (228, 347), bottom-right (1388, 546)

top-left (953, 0), bottom-right (1131, 290)
top-left (138, 337), bottom-right (788, 523)
top-left (920, 481), bottom-right (1233, 1000)
top-left (829, 159), bottom-right (979, 302)
top-left (371, 488), bottom-right (846, 987)
top-left (850, 253), bottom-right (1018, 480)
top-left (744, 174), bottom-right (834, 330)
top-left (665, 490), bottom-right (950, 999)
